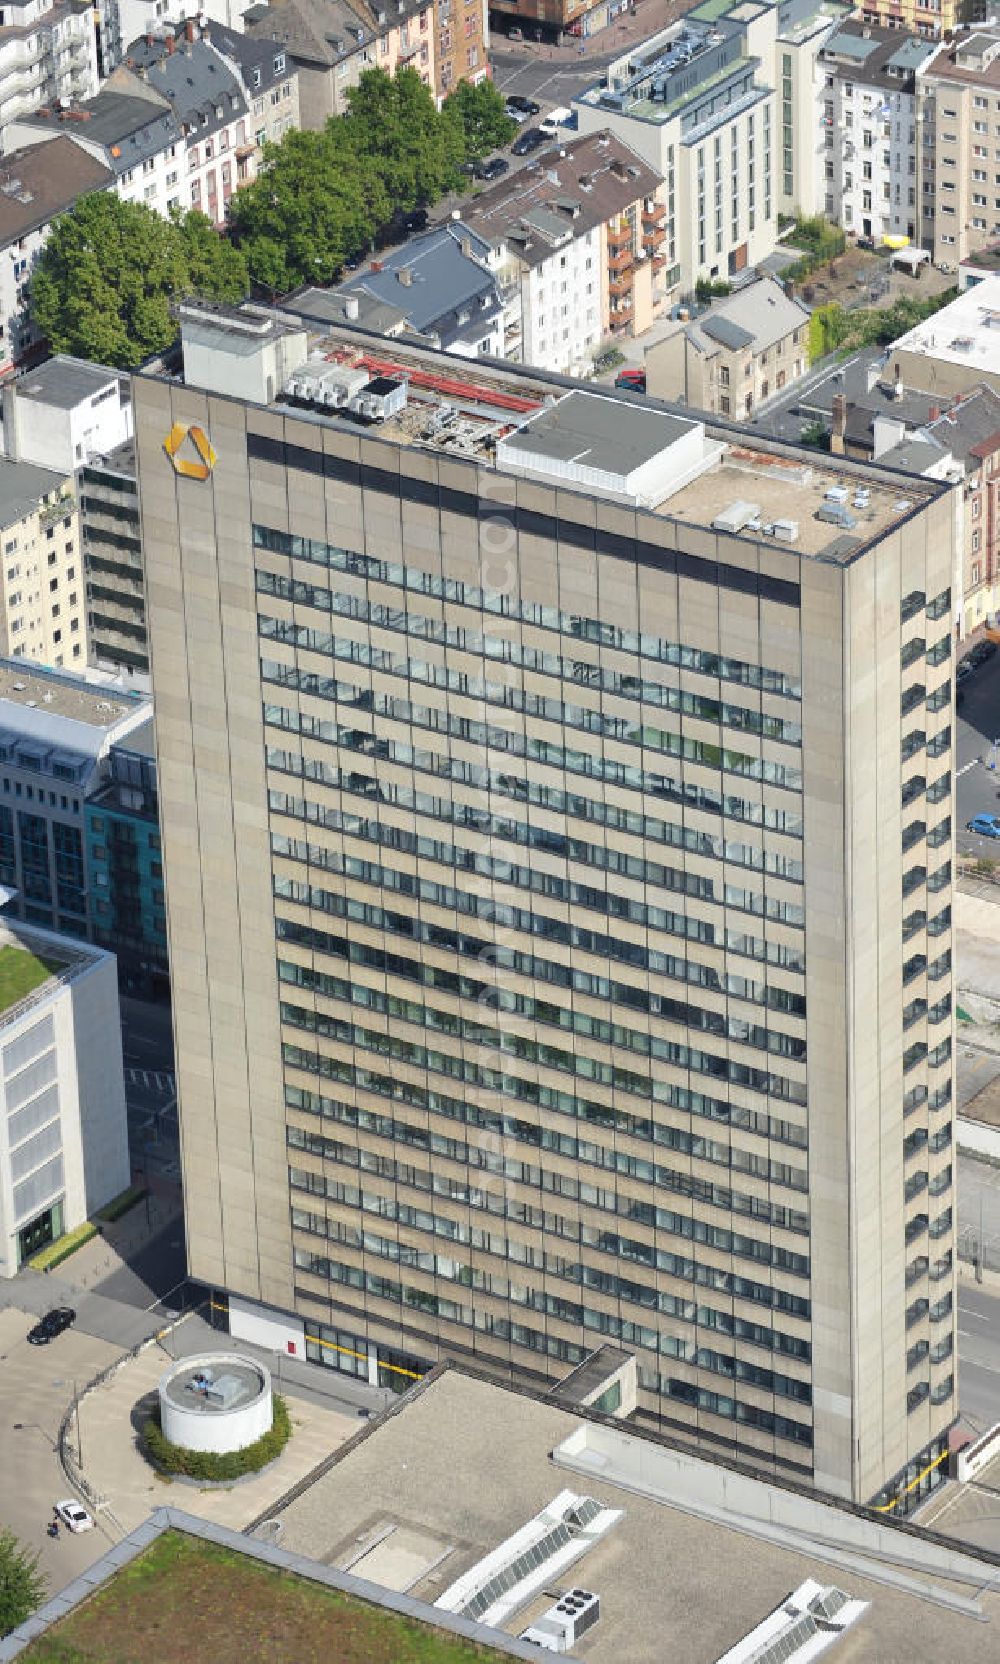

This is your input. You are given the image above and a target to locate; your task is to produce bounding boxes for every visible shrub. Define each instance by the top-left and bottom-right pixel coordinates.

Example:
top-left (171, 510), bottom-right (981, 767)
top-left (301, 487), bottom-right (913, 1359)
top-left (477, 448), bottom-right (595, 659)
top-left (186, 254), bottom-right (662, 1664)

top-left (142, 1394), bottom-right (292, 1481)
top-left (30, 1222), bottom-right (97, 1272)
top-left (96, 1185), bottom-right (147, 1224)
top-left (695, 276), bottom-right (732, 304)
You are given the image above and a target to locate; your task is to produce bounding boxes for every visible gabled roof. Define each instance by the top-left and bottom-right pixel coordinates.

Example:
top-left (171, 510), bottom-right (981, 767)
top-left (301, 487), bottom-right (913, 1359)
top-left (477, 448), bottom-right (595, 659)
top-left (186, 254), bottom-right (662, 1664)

top-left (209, 19), bottom-right (294, 91)
top-left (124, 27), bottom-right (247, 137)
top-left (926, 383), bottom-right (1000, 464)
top-left (0, 137), bottom-right (113, 246)
top-left (461, 130), bottom-right (662, 269)
top-left (244, 0), bottom-right (423, 68)
top-left (339, 225), bottom-right (500, 348)
top-left (686, 276), bottom-right (809, 358)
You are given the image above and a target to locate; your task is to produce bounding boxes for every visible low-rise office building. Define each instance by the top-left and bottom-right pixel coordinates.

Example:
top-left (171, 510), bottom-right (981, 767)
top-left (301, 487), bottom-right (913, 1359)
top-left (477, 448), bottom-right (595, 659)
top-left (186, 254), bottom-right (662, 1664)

top-left (0, 920), bottom-right (129, 1275)
top-left (460, 130), bottom-right (666, 373)
top-left (645, 275), bottom-right (810, 416)
top-left (0, 659), bottom-right (150, 939)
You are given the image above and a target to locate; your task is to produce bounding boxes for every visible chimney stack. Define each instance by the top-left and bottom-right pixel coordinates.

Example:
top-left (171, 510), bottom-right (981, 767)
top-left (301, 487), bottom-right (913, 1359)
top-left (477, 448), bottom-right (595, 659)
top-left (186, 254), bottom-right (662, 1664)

top-left (397, 266), bottom-right (413, 286)
top-left (344, 295), bottom-right (360, 320)
top-left (166, 31), bottom-right (175, 51)
top-left (460, 236), bottom-right (473, 259)
top-left (928, 403), bottom-right (941, 422)
top-left (893, 362), bottom-right (904, 400)
top-left (185, 17), bottom-right (197, 42)
top-left (830, 392), bottom-right (847, 456)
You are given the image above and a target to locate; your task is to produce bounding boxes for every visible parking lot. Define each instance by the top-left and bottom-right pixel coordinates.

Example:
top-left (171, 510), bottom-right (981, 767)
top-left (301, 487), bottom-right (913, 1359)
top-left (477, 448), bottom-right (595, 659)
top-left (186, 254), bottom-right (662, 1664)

top-left (0, 1307), bottom-right (120, 1598)
top-left (956, 643), bottom-right (1000, 857)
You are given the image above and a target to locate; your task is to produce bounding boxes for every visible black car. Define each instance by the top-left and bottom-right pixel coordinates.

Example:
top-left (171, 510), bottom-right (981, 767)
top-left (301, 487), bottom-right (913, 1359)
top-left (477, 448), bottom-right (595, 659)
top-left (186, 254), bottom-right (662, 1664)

top-left (511, 127), bottom-right (546, 158)
top-left (506, 94), bottom-right (540, 116)
top-left (27, 1307), bottom-right (76, 1345)
top-left (475, 155), bottom-right (510, 182)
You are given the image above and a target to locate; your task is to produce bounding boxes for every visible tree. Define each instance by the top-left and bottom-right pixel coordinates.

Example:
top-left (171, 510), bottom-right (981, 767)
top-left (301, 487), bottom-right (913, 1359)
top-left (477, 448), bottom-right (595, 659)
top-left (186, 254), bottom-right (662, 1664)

top-left (443, 80), bottom-right (516, 159)
top-left (344, 66), bottom-right (465, 210)
top-left (31, 194), bottom-right (249, 370)
top-left (228, 127), bottom-right (384, 294)
top-left (0, 1528), bottom-right (45, 1637)
top-left (174, 209), bottom-right (248, 303)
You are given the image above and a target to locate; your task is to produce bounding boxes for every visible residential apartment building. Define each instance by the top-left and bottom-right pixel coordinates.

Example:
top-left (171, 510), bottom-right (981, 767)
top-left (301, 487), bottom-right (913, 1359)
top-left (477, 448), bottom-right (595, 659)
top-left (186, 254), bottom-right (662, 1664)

top-left (122, 18), bottom-right (298, 224)
top-left (646, 276), bottom-right (810, 415)
top-left (2, 82), bottom-right (185, 219)
top-left (918, 29), bottom-right (1000, 269)
top-left (573, 0), bottom-right (847, 293)
top-left (574, 11), bottom-right (776, 296)
top-left (0, 357), bottom-right (140, 676)
top-left (0, 659), bottom-right (149, 940)
top-left (0, 461), bottom-right (84, 667)
top-left (334, 225), bottom-right (504, 357)
top-left (85, 717), bottom-right (168, 994)
top-left (0, 920), bottom-right (129, 1275)
top-left (459, 131), bottom-right (666, 373)
top-left (135, 300), bottom-right (957, 1511)
top-left (433, 0), bottom-right (488, 98)
top-left (0, 0), bottom-right (99, 135)
top-left (818, 24), bottom-right (935, 244)
top-left (245, 0), bottom-right (436, 128)
top-left (0, 139), bottom-right (113, 378)
top-left (859, 0), bottom-right (956, 41)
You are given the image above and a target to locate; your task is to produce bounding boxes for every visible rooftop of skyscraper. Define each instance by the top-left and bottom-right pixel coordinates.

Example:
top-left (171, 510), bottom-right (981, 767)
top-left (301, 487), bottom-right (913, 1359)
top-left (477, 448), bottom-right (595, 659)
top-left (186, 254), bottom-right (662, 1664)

top-left (175, 300), bottom-right (942, 568)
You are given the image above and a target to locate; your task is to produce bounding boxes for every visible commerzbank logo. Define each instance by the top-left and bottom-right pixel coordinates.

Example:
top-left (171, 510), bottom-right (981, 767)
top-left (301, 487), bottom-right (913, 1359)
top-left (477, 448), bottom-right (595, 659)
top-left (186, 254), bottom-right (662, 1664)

top-left (163, 422), bottom-right (217, 481)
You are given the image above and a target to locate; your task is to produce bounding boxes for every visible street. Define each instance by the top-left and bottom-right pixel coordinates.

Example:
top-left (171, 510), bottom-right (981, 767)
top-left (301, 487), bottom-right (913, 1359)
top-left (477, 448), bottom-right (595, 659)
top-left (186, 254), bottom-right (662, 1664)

top-left (956, 646), bottom-right (1000, 858)
top-left (957, 1281), bottom-right (1000, 1433)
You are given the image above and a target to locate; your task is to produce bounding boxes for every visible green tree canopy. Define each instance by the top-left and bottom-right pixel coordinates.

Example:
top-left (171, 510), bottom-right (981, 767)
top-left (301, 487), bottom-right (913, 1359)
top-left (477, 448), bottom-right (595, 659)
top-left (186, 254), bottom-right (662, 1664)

top-left (343, 66), bottom-right (465, 209)
top-left (0, 1528), bottom-right (45, 1637)
top-left (443, 79), bottom-right (516, 159)
top-left (228, 126), bottom-right (385, 294)
top-left (31, 194), bottom-right (248, 369)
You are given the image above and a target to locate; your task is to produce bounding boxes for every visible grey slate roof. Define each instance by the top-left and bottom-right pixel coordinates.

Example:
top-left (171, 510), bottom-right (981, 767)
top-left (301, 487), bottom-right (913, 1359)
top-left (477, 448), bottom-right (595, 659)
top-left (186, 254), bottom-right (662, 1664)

top-left (245, 0), bottom-right (423, 69)
top-left (20, 84), bottom-right (180, 175)
top-left (283, 285), bottom-right (410, 337)
top-left (701, 314), bottom-right (754, 351)
top-left (208, 19), bottom-right (292, 92)
top-left (924, 383), bottom-right (1000, 464)
top-left (340, 227), bottom-right (501, 350)
top-left (0, 459), bottom-right (68, 528)
top-left (125, 29), bottom-right (247, 138)
top-left (878, 437), bottom-right (946, 474)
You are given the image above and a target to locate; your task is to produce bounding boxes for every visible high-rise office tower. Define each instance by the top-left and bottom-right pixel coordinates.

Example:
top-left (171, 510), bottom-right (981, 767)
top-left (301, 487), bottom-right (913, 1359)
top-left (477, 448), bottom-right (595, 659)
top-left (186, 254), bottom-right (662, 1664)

top-left (135, 303), bottom-right (957, 1512)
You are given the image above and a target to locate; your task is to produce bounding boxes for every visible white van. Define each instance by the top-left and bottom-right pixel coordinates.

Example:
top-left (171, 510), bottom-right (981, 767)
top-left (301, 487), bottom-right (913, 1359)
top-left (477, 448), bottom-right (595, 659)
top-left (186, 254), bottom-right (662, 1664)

top-left (540, 106), bottom-right (573, 136)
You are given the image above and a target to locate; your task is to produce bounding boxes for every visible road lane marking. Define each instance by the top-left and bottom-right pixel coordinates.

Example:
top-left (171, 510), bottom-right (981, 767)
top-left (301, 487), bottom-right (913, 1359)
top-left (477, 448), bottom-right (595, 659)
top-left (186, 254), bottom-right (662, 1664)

top-left (959, 1309), bottom-right (992, 1322)
top-left (957, 759), bottom-right (982, 777)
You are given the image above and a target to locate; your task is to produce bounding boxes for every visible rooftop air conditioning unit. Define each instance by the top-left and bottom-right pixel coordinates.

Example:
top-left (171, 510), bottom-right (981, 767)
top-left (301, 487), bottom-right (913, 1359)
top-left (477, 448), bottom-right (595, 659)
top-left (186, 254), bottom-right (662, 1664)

top-left (520, 1590), bottom-right (601, 1654)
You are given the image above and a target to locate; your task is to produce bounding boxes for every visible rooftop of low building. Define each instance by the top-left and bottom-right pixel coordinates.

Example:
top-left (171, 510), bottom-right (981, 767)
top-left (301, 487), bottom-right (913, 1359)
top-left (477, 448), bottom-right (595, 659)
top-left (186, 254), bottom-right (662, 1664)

top-left (255, 1363), bottom-right (1000, 1664)
top-left (16, 80), bottom-right (179, 172)
top-left (0, 658), bottom-right (148, 733)
top-left (889, 274), bottom-right (1000, 375)
top-left (820, 19), bottom-right (938, 88)
top-left (0, 457), bottom-right (69, 526)
top-left (11, 354), bottom-right (128, 413)
top-left (683, 274), bottom-right (810, 356)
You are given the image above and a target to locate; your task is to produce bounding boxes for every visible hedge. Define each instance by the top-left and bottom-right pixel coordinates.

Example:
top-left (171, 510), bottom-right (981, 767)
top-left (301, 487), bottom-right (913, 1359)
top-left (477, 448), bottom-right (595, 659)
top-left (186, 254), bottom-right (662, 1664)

top-left (96, 1184), bottom-right (148, 1224)
top-left (142, 1393), bottom-right (292, 1481)
top-left (30, 1221), bottom-right (98, 1272)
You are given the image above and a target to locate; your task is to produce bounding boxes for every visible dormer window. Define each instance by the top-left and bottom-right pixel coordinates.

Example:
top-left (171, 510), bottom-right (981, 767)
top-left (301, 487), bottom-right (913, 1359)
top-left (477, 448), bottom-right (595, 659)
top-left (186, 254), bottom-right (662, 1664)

top-left (252, 66), bottom-right (261, 86)
top-left (274, 51), bottom-right (285, 72)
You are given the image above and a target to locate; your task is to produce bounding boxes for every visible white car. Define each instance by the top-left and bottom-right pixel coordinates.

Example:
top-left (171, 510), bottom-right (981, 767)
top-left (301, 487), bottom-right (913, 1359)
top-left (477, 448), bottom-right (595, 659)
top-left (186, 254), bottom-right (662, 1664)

top-left (55, 1499), bottom-right (94, 1534)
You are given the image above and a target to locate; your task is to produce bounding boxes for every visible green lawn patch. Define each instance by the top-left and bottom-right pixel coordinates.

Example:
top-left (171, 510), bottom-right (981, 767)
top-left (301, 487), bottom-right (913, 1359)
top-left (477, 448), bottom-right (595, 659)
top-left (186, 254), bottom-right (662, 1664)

top-left (96, 1185), bottom-right (148, 1224)
top-left (20, 1529), bottom-right (511, 1663)
top-left (0, 943), bottom-right (58, 1013)
top-left (142, 1396), bottom-right (292, 1481)
top-left (29, 1221), bottom-right (98, 1272)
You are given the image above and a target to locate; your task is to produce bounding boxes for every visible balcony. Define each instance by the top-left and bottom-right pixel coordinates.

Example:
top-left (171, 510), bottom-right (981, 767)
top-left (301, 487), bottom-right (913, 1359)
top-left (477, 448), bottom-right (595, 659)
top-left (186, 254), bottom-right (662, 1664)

top-left (642, 201), bottom-right (666, 226)
top-left (608, 221), bottom-right (632, 252)
top-left (643, 225), bottom-right (666, 252)
top-left (609, 298), bottom-right (634, 329)
top-left (609, 272), bottom-right (634, 299)
top-left (608, 246), bottom-right (633, 274)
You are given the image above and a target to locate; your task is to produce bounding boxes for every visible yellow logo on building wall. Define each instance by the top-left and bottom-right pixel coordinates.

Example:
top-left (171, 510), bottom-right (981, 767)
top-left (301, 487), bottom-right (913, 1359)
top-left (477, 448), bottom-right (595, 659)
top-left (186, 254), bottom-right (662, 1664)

top-left (163, 423), bottom-right (217, 480)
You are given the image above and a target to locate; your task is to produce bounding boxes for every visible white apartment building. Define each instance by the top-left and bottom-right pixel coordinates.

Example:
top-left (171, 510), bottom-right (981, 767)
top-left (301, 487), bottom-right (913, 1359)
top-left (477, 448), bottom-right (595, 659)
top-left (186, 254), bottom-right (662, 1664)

top-left (0, 0), bottom-right (99, 134)
top-left (819, 23), bottom-right (935, 244)
top-left (0, 921), bottom-right (129, 1274)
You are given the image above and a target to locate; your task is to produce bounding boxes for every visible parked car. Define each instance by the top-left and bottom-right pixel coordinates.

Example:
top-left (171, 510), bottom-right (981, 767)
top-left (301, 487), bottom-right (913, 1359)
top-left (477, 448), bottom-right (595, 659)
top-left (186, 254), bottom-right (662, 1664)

top-left (615, 369), bottom-right (646, 393)
top-left (512, 127), bottom-right (547, 157)
top-left (55, 1500), bottom-right (94, 1534)
top-left (504, 101), bottom-right (529, 124)
top-left (967, 814), bottom-right (1000, 838)
top-left (505, 94), bottom-right (538, 115)
top-left (507, 23), bottom-right (523, 39)
top-left (475, 155), bottom-right (509, 182)
top-left (957, 659), bottom-right (975, 683)
top-left (27, 1308), bottom-right (76, 1345)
